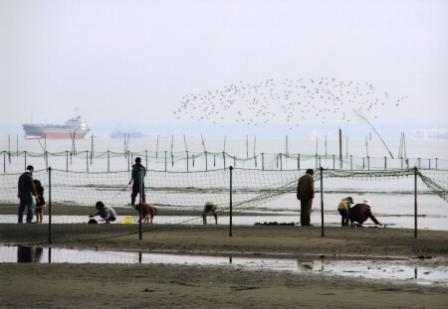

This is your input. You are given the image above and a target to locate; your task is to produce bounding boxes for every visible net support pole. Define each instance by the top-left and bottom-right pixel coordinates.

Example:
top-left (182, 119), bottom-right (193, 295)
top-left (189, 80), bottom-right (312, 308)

top-left (164, 151), bottom-right (167, 172)
top-left (229, 166), bottom-right (233, 237)
top-left (107, 151), bottom-right (110, 172)
top-left (339, 128), bottom-right (343, 168)
top-left (48, 167), bottom-right (52, 245)
top-left (139, 169), bottom-right (143, 240)
top-left (414, 167), bottom-right (418, 239)
top-left (186, 151), bottom-right (189, 172)
top-left (145, 150), bottom-right (148, 170)
top-left (320, 167), bottom-right (324, 237)
top-left (222, 152), bottom-right (225, 170)
top-left (65, 151), bottom-right (69, 172)
top-left (85, 151), bottom-right (89, 173)
top-left (297, 154), bottom-right (300, 170)
top-left (24, 151), bottom-right (27, 171)
top-left (261, 153), bottom-right (264, 170)
top-left (3, 151), bottom-right (5, 173)
top-left (205, 151), bottom-right (208, 171)
top-left (280, 153), bottom-right (282, 171)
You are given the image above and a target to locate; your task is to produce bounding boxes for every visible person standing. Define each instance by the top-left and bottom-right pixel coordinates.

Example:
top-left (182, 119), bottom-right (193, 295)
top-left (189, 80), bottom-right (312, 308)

top-left (17, 165), bottom-right (38, 224)
top-left (296, 169), bottom-right (315, 226)
top-left (128, 157), bottom-right (146, 205)
top-left (33, 179), bottom-right (46, 224)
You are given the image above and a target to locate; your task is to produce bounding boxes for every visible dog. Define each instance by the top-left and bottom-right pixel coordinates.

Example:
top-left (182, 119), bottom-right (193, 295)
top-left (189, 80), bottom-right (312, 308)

top-left (134, 203), bottom-right (157, 224)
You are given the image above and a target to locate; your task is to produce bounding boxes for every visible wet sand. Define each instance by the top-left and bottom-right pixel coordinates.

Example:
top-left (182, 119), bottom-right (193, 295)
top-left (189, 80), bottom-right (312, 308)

top-left (0, 223), bottom-right (447, 308)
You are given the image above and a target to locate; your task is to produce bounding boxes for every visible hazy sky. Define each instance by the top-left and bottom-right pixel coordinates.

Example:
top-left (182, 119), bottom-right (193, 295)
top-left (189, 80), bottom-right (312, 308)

top-left (1, 0), bottom-right (447, 137)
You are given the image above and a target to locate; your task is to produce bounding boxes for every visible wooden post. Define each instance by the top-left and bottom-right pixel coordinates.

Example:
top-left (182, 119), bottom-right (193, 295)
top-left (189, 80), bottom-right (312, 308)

top-left (145, 150), bottom-right (148, 171)
top-left (350, 155), bottom-right (353, 170)
top-left (48, 167), bottom-right (52, 244)
top-left (205, 151), bottom-right (208, 171)
top-left (107, 151), bottom-right (110, 172)
top-left (297, 154), bottom-right (300, 170)
top-left (186, 151), bottom-right (189, 172)
top-left (339, 129), bottom-right (342, 168)
top-left (261, 153), bottom-right (264, 170)
top-left (229, 166), bottom-right (233, 237)
top-left (320, 167), bottom-right (324, 237)
top-left (164, 151), bottom-right (167, 172)
top-left (279, 153), bottom-right (283, 171)
top-left (414, 167), bottom-right (418, 239)
top-left (66, 151), bottom-right (69, 172)
top-left (367, 156), bottom-right (370, 170)
top-left (24, 151), bottom-right (27, 171)
top-left (384, 156), bottom-right (387, 170)
top-left (86, 151), bottom-right (89, 172)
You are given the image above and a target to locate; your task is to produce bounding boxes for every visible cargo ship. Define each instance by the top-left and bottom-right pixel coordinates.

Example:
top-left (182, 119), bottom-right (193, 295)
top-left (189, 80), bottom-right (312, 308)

top-left (22, 116), bottom-right (90, 139)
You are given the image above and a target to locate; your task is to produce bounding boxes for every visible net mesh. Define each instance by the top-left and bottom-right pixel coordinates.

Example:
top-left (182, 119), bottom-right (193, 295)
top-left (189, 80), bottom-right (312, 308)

top-left (0, 167), bottom-right (447, 226)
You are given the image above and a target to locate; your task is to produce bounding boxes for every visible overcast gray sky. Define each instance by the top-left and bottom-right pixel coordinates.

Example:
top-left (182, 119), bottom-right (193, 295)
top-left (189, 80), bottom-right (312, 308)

top-left (0, 0), bottom-right (447, 136)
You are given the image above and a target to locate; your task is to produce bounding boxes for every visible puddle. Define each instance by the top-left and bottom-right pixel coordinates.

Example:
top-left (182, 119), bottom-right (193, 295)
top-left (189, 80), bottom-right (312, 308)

top-left (1, 245), bottom-right (447, 286)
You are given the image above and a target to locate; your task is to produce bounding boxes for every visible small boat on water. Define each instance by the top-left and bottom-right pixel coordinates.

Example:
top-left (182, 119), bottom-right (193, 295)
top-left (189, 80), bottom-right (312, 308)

top-left (22, 116), bottom-right (90, 139)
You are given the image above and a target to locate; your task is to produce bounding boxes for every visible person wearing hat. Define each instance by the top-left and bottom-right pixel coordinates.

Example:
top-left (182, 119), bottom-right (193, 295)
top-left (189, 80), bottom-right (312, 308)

top-left (296, 169), bottom-right (315, 226)
top-left (17, 165), bottom-right (39, 224)
top-left (202, 201), bottom-right (218, 225)
top-left (90, 201), bottom-right (117, 224)
top-left (347, 199), bottom-right (382, 227)
top-left (337, 196), bottom-right (354, 226)
top-left (128, 157), bottom-right (147, 205)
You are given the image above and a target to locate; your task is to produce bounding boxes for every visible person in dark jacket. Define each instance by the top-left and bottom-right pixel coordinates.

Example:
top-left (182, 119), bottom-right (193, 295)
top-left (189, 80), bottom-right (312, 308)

top-left (33, 179), bottom-right (46, 224)
top-left (128, 157), bottom-right (146, 205)
top-left (346, 199), bottom-right (382, 227)
top-left (296, 169), bottom-right (315, 226)
top-left (202, 201), bottom-right (218, 225)
top-left (17, 165), bottom-right (38, 224)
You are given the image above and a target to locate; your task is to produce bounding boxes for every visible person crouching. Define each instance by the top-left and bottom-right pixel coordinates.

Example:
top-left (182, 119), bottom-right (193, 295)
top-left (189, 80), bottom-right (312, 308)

top-left (202, 202), bottom-right (218, 225)
top-left (90, 201), bottom-right (117, 224)
top-left (337, 196), bottom-right (353, 227)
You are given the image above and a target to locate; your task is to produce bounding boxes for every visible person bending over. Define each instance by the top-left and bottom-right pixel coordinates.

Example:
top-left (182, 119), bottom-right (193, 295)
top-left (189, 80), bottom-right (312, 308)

top-left (347, 200), bottom-right (382, 227)
top-left (202, 201), bottom-right (218, 225)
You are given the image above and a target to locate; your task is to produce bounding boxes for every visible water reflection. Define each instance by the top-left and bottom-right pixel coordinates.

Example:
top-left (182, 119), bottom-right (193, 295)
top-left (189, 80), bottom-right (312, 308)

top-left (17, 246), bottom-right (43, 263)
top-left (1, 245), bottom-right (447, 286)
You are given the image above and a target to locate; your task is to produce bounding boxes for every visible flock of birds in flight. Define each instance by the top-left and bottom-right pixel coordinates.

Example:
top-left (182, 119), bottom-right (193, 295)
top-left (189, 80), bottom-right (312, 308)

top-left (173, 77), bottom-right (407, 129)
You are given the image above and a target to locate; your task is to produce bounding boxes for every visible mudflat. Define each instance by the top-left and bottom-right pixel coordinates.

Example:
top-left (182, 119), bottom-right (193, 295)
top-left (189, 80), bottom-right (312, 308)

top-left (0, 224), bottom-right (447, 308)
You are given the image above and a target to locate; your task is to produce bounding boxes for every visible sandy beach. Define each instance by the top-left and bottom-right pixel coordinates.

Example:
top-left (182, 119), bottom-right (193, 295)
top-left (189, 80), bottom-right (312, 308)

top-left (0, 220), bottom-right (447, 308)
